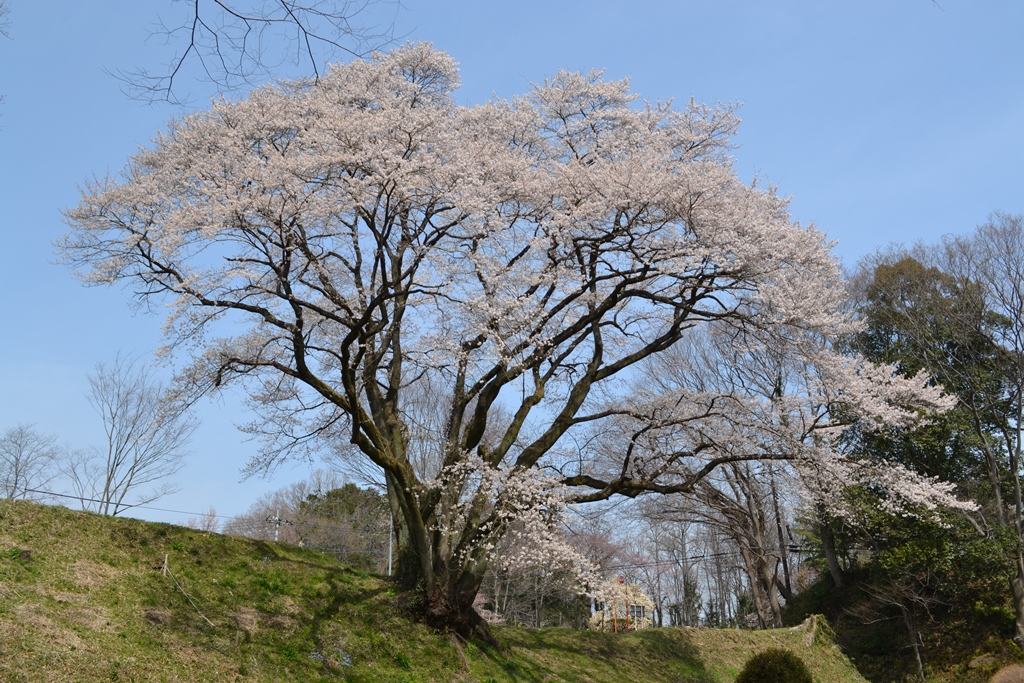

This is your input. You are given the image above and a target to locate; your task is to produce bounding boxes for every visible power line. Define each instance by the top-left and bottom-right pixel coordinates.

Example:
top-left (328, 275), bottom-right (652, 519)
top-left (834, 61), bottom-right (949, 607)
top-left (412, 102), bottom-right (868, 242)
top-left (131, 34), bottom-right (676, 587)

top-left (20, 488), bottom-right (250, 521)
top-left (602, 543), bottom-right (808, 573)
top-left (18, 486), bottom-right (389, 538)
top-left (18, 487), bottom-right (806, 577)
top-left (604, 551), bottom-right (742, 571)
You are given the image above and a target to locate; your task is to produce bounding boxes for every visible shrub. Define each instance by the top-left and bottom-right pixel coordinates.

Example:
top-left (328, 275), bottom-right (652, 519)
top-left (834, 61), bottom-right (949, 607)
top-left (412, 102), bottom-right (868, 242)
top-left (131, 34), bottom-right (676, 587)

top-left (735, 648), bottom-right (813, 683)
top-left (993, 664), bottom-right (1024, 683)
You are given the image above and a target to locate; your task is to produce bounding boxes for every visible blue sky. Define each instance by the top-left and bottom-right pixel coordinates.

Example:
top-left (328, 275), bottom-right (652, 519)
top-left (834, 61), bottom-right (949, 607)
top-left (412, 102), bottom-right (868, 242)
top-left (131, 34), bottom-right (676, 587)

top-left (0, 0), bottom-right (1020, 525)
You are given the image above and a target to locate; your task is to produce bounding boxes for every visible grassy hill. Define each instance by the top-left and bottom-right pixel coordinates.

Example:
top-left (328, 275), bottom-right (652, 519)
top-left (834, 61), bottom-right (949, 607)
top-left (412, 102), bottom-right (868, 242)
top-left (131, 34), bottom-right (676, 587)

top-left (0, 499), bottom-right (866, 682)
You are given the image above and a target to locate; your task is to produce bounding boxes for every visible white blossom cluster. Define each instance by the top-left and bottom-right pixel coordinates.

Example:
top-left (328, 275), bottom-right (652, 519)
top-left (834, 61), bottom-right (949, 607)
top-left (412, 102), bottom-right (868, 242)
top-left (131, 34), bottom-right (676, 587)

top-left (428, 454), bottom-right (601, 595)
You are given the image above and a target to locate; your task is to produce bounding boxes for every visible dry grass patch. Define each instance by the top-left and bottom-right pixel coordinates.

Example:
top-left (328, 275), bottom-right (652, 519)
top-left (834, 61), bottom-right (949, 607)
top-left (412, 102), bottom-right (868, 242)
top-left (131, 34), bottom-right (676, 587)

top-left (143, 605), bottom-right (172, 625)
top-left (68, 558), bottom-right (117, 589)
top-left (64, 604), bottom-right (112, 631)
top-left (265, 612), bottom-right (297, 632)
top-left (12, 602), bottom-right (87, 650)
top-left (993, 664), bottom-right (1024, 683)
top-left (231, 605), bottom-right (261, 633)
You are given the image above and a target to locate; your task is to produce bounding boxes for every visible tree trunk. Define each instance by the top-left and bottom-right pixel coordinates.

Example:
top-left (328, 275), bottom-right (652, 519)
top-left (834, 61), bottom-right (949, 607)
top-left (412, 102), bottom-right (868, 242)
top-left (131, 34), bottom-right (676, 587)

top-left (1010, 403), bottom-right (1024, 647)
top-left (900, 604), bottom-right (925, 681)
top-left (423, 565), bottom-right (500, 647)
top-left (384, 476), bottom-right (498, 645)
top-left (769, 467), bottom-right (793, 597)
top-left (1011, 562), bottom-right (1024, 647)
top-left (739, 554), bottom-right (769, 629)
top-left (817, 506), bottom-right (845, 588)
top-left (759, 563), bottom-right (783, 627)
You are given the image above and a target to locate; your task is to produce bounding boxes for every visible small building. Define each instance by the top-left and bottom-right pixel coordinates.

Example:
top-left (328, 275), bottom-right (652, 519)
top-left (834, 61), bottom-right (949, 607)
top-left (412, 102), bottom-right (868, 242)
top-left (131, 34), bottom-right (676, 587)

top-left (588, 577), bottom-right (654, 631)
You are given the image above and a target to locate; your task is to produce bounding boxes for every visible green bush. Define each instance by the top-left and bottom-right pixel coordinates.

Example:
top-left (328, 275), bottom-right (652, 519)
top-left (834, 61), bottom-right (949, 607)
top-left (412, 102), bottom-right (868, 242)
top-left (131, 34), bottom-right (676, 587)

top-left (735, 648), bottom-right (813, 683)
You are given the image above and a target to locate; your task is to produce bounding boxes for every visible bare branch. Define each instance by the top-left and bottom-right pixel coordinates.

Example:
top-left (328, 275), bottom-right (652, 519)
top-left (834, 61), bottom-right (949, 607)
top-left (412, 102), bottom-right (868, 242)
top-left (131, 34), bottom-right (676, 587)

top-left (114, 0), bottom-right (402, 104)
top-left (0, 424), bottom-right (60, 500)
top-left (83, 354), bottom-right (199, 515)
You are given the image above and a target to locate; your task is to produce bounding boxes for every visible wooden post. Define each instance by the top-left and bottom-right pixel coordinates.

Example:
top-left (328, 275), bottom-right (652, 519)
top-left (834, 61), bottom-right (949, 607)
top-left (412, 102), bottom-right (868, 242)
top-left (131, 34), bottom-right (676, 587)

top-left (162, 553), bottom-right (168, 576)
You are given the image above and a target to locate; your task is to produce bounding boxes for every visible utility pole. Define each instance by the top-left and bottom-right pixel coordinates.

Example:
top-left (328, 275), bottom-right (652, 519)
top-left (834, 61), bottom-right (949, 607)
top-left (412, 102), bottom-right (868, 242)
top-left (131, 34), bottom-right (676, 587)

top-left (266, 508), bottom-right (291, 542)
top-left (654, 525), bottom-right (663, 627)
top-left (616, 574), bottom-right (625, 633)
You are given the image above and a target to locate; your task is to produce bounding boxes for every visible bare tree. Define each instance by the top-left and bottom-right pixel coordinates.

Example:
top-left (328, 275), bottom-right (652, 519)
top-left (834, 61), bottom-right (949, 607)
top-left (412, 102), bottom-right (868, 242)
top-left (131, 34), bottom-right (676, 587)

top-left (118, 0), bottom-right (399, 103)
top-left (694, 465), bottom-right (785, 628)
top-left (186, 506), bottom-right (221, 532)
top-left (852, 575), bottom-right (939, 681)
top-left (84, 355), bottom-right (198, 516)
top-left (0, 424), bottom-right (59, 500)
top-left (0, 1), bottom-right (10, 113)
top-left (61, 446), bottom-right (103, 512)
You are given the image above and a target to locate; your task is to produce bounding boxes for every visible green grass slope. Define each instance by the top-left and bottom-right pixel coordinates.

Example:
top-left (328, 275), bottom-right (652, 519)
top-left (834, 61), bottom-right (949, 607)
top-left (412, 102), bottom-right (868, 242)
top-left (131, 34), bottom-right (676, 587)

top-left (0, 499), bottom-right (865, 682)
